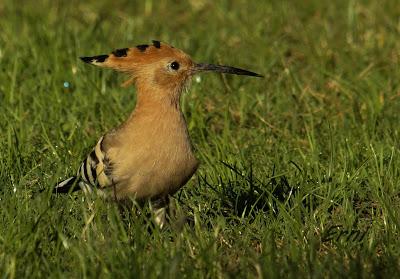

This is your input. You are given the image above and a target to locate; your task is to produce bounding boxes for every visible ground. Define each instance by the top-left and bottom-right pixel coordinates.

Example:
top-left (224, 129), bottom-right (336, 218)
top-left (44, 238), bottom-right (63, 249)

top-left (0, 0), bottom-right (399, 278)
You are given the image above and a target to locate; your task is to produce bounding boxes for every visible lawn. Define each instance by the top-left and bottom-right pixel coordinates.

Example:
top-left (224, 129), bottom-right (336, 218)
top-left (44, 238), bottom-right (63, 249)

top-left (0, 0), bottom-right (399, 277)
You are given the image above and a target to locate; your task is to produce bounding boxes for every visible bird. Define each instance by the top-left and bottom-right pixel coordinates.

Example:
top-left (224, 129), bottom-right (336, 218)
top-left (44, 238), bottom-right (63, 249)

top-left (54, 40), bottom-right (262, 227)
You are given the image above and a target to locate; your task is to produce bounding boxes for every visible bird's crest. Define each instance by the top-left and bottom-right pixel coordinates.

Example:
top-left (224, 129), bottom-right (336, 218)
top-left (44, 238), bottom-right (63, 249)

top-left (80, 40), bottom-right (168, 64)
top-left (81, 40), bottom-right (190, 87)
top-left (81, 40), bottom-right (262, 87)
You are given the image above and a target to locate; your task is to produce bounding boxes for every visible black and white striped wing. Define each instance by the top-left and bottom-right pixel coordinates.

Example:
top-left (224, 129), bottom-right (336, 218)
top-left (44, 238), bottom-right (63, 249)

top-left (53, 136), bottom-right (113, 193)
top-left (79, 136), bottom-right (110, 186)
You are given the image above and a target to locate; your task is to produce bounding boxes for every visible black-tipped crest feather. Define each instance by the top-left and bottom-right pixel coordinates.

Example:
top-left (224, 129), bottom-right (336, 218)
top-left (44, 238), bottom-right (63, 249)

top-left (112, 48), bottom-right (129, 57)
top-left (152, 40), bottom-right (161, 48)
top-left (80, 55), bottom-right (109, 64)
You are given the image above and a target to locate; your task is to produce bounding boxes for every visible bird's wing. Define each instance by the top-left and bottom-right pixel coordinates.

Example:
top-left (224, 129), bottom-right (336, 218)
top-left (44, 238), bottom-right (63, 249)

top-left (78, 135), bottom-right (114, 188)
top-left (53, 135), bottom-right (115, 193)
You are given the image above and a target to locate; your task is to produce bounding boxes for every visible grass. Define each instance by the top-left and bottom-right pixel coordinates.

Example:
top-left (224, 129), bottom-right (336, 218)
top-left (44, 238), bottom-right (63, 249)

top-left (1, 0), bottom-right (399, 277)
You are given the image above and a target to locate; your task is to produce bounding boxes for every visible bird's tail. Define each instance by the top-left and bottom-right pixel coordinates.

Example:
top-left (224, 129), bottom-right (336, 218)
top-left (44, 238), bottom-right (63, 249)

top-left (53, 176), bottom-right (81, 193)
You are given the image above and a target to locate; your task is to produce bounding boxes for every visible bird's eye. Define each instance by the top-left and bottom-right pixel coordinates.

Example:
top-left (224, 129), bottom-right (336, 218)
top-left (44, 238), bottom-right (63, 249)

top-left (170, 61), bottom-right (180, 71)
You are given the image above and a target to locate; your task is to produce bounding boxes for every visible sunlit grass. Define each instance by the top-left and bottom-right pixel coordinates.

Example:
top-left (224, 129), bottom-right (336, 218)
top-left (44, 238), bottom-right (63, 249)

top-left (0, 0), bottom-right (399, 277)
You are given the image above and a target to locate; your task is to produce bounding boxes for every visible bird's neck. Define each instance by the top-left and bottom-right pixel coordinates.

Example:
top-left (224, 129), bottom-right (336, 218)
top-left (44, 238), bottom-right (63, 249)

top-left (114, 87), bottom-right (192, 150)
top-left (136, 90), bottom-right (180, 112)
top-left (125, 87), bottom-right (185, 127)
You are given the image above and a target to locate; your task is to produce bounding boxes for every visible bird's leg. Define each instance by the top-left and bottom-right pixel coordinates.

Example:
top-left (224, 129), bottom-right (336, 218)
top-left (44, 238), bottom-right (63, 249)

top-left (150, 196), bottom-right (169, 229)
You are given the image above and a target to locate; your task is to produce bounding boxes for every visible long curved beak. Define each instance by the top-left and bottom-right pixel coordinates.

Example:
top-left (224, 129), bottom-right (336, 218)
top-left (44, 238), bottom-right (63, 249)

top-left (194, 63), bottom-right (263, 77)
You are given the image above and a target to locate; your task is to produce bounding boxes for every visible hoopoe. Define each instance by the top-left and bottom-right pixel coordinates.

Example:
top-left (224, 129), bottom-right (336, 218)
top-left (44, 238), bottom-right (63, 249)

top-left (54, 40), bottom-right (262, 227)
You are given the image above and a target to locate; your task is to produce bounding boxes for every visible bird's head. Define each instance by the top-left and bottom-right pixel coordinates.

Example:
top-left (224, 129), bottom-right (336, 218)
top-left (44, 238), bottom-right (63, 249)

top-left (81, 40), bottom-right (262, 100)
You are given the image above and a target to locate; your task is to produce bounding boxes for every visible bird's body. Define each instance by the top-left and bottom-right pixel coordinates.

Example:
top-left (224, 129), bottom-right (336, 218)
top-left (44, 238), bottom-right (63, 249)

top-left (54, 41), bottom-right (261, 227)
top-left (100, 99), bottom-right (198, 200)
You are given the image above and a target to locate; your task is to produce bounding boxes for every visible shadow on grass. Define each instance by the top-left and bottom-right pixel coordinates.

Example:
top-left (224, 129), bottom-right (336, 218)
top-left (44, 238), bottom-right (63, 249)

top-left (196, 161), bottom-right (299, 221)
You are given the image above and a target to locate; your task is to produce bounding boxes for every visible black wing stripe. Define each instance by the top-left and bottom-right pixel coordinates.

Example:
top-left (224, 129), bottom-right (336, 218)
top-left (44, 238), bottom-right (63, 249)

top-left (99, 137), bottom-right (106, 154)
top-left (89, 150), bottom-right (99, 165)
top-left (78, 153), bottom-right (99, 185)
top-left (53, 176), bottom-right (80, 193)
top-left (90, 160), bottom-right (98, 184)
top-left (76, 136), bottom-right (113, 189)
top-left (80, 162), bottom-right (89, 183)
top-left (85, 158), bottom-right (95, 185)
top-left (88, 146), bottom-right (102, 185)
top-left (85, 137), bottom-right (107, 187)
